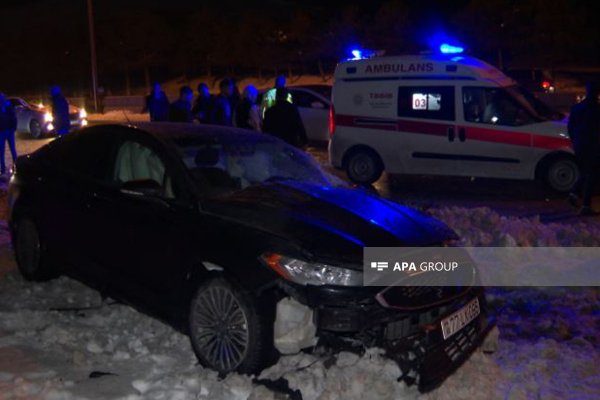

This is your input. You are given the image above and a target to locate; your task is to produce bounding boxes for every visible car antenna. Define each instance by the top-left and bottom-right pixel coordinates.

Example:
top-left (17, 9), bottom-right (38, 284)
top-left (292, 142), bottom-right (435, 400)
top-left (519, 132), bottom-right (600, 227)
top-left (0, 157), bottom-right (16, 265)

top-left (121, 109), bottom-right (131, 124)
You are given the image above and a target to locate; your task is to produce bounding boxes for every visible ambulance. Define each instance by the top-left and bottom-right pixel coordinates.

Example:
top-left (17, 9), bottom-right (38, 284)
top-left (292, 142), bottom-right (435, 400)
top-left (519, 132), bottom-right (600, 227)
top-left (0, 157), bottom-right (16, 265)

top-left (328, 47), bottom-right (577, 191)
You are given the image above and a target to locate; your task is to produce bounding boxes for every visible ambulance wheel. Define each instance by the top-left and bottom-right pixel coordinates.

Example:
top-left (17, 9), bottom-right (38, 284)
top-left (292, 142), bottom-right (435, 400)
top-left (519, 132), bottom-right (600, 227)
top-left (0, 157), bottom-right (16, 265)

top-left (344, 148), bottom-right (383, 185)
top-left (542, 156), bottom-right (579, 192)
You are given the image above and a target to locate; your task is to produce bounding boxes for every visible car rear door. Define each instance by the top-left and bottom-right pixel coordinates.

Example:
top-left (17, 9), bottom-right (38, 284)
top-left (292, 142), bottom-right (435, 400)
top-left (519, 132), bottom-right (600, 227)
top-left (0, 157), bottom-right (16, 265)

top-left (35, 128), bottom-right (118, 278)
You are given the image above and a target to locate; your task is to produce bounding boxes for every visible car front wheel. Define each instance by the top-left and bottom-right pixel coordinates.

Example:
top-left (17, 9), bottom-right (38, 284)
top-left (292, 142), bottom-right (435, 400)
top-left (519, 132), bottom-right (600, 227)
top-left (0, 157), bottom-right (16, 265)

top-left (189, 278), bottom-right (272, 375)
top-left (14, 218), bottom-right (55, 281)
top-left (29, 119), bottom-right (43, 139)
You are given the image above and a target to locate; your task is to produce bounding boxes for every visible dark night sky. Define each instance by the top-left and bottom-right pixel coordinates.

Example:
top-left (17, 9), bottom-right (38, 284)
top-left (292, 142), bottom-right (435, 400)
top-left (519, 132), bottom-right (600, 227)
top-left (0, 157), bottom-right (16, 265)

top-left (1, 0), bottom-right (596, 96)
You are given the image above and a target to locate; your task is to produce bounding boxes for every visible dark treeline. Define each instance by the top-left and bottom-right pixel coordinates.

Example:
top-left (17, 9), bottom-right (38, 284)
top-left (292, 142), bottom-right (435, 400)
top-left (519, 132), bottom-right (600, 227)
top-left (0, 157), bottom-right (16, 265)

top-left (0, 0), bottom-right (598, 96)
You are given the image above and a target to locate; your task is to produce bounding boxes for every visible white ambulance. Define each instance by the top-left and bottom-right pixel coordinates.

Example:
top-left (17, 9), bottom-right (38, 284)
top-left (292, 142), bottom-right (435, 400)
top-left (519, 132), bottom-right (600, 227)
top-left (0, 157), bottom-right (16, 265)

top-left (328, 51), bottom-right (577, 191)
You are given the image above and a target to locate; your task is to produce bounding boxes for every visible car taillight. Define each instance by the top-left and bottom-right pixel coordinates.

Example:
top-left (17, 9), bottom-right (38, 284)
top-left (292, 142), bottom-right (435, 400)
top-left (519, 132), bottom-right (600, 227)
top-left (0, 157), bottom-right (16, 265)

top-left (541, 80), bottom-right (551, 90)
top-left (329, 104), bottom-right (336, 137)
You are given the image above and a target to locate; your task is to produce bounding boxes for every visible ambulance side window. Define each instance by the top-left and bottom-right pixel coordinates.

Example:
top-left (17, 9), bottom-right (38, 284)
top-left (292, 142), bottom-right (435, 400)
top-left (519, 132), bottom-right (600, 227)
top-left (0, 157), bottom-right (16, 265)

top-left (463, 87), bottom-right (534, 126)
top-left (397, 86), bottom-right (455, 121)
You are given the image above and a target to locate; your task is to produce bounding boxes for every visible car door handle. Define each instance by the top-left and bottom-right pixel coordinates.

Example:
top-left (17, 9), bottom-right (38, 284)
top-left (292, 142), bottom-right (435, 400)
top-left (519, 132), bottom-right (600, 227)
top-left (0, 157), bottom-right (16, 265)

top-left (447, 126), bottom-right (455, 142)
top-left (458, 127), bottom-right (466, 142)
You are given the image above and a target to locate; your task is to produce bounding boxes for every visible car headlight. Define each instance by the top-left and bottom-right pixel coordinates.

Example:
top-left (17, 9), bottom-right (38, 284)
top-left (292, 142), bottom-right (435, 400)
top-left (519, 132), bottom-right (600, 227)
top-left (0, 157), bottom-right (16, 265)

top-left (261, 252), bottom-right (363, 286)
top-left (79, 108), bottom-right (87, 119)
top-left (44, 112), bottom-right (53, 123)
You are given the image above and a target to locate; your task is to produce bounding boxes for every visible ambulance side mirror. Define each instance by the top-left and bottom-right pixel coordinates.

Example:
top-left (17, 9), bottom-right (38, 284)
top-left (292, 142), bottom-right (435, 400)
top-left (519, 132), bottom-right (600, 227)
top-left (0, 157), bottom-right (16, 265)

top-left (311, 101), bottom-right (325, 109)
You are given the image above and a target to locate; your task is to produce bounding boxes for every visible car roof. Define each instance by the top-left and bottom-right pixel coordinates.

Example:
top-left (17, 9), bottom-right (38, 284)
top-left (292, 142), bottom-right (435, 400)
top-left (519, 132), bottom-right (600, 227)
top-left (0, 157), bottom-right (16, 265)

top-left (112, 122), bottom-right (281, 145)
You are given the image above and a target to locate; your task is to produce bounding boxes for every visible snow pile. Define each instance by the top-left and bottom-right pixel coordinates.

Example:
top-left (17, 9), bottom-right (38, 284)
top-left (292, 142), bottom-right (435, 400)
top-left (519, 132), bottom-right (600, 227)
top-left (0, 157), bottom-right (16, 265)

top-left (428, 206), bottom-right (600, 246)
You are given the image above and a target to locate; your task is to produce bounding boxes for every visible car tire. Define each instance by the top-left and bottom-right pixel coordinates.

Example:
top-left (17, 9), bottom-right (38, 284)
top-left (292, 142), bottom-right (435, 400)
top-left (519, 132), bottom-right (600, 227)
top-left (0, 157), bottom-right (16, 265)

top-left (344, 148), bottom-right (384, 184)
top-left (29, 119), bottom-right (43, 139)
top-left (189, 278), bottom-right (273, 375)
top-left (543, 156), bottom-right (579, 192)
top-left (14, 218), bottom-right (56, 281)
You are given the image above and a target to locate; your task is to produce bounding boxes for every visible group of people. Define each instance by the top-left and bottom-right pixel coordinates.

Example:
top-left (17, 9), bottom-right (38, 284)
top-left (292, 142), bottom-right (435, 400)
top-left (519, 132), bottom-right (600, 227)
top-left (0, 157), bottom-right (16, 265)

top-left (144, 75), bottom-right (307, 148)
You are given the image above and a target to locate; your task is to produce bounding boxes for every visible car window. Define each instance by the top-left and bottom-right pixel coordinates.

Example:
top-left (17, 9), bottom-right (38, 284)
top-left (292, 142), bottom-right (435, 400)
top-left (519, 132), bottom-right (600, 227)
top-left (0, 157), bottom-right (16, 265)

top-left (112, 140), bottom-right (175, 198)
top-left (173, 136), bottom-right (337, 193)
top-left (463, 87), bottom-right (535, 126)
top-left (41, 130), bottom-right (115, 181)
top-left (398, 86), bottom-right (455, 121)
top-left (289, 90), bottom-right (323, 108)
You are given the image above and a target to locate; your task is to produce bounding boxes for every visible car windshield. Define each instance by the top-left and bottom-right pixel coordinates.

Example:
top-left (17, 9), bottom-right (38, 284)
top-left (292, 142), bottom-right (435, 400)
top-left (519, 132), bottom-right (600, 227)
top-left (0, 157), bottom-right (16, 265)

top-left (505, 85), bottom-right (564, 121)
top-left (172, 135), bottom-right (342, 193)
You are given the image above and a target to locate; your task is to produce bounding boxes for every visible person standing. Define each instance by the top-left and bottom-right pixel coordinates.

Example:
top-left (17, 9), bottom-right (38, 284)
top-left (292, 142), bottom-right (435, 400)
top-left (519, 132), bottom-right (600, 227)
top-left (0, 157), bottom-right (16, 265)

top-left (0, 93), bottom-right (17, 176)
top-left (169, 86), bottom-right (194, 123)
top-left (260, 74), bottom-right (292, 118)
top-left (192, 83), bottom-right (212, 123)
top-left (567, 81), bottom-right (600, 215)
top-left (50, 85), bottom-right (70, 135)
top-left (263, 88), bottom-right (307, 148)
top-left (144, 82), bottom-right (170, 122)
top-left (235, 85), bottom-right (261, 131)
top-left (229, 78), bottom-right (241, 112)
top-left (211, 78), bottom-right (234, 126)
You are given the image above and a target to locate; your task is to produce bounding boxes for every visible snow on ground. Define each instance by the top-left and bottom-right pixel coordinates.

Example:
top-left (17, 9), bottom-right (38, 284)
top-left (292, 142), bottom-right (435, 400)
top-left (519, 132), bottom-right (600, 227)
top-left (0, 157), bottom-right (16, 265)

top-left (87, 111), bottom-right (149, 123)
top-left (0, 202), bottom-right (599, 399)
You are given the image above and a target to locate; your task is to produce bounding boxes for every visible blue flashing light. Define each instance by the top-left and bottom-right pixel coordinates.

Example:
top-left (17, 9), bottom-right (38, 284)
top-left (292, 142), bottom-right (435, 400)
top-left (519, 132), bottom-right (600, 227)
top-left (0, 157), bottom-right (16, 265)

top-left (351, 49), bottom-right (363, 60)
top-left (440, 43), bottom-right (464, 54)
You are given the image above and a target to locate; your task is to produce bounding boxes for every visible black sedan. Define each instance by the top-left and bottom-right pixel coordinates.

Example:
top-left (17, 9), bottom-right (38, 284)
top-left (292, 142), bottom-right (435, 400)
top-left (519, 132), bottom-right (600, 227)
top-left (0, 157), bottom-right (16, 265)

top-left (7, 123), bottom-right (493, 391)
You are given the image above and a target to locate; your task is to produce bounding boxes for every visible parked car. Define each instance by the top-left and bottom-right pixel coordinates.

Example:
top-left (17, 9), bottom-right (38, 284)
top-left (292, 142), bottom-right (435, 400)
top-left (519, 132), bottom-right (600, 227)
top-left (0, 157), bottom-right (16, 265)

top-left (287, 85), bottom-right (331, 142)
top-left (8, 123), bottom-right (493, 391)
top-left (8, 97), bottom-right (87, 139)
top-left (259, 85), bottom-right (331, 142)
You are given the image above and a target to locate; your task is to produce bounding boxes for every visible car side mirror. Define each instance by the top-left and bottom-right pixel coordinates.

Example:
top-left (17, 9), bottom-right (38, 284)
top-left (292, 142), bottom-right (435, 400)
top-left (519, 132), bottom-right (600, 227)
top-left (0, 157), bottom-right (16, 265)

top-left (120, 179), bottom-right (164, 197)
top-left (311, 101), bottom-right (325, 109)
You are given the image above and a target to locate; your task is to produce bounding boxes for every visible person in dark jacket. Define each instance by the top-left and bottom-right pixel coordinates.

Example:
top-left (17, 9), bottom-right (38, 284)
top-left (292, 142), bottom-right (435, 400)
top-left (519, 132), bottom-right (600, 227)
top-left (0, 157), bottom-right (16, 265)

top-left (211, 79), bottom-right (234, 126)
top-left (229, 78), bottom-right (241, 112)
top-left (0, 92), bottom-right (17, 176)
top-left (50, 85), bottom-right (70, 135)
top-left (235, 85), bottom-right (261, 131)
top-left (263, 88), bottom-right (307, 148)
top-left (169, 86), bottom-right (194, 123)
top-left (192, 83), bottom-right (212, 123)
top-left (567, 81), bottom-right (600, 215)
top-left (144, 82), bottom-right (170, 122)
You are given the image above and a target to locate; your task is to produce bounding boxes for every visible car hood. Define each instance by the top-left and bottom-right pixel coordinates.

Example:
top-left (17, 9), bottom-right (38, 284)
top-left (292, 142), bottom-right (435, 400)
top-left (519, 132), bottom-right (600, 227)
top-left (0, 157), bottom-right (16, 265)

top-left (202, 181), bottom-right (456, 265)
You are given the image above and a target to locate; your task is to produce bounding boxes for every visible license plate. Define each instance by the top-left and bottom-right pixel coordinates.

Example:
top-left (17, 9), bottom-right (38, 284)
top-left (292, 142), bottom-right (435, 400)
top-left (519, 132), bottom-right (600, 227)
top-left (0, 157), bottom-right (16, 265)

top-left (441, 298), bottom-right (480, 340)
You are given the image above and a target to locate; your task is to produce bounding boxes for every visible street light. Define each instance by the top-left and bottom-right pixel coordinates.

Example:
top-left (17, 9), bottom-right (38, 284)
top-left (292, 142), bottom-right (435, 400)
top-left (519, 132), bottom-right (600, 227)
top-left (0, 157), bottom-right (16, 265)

top-left (87, 0), bottom-right (98, 113)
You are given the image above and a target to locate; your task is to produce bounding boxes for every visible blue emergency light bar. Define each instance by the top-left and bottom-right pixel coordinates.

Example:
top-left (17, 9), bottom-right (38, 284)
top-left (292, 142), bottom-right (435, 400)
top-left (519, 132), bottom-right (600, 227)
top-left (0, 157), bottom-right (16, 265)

top-left (440, 43), bottom-right (464, 54)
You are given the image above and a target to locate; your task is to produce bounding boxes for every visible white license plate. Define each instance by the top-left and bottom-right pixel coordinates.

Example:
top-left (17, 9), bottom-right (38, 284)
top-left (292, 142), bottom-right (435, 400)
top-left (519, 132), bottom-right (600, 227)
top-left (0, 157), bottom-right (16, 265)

top-left (441, 298), bottom-right (480, 340)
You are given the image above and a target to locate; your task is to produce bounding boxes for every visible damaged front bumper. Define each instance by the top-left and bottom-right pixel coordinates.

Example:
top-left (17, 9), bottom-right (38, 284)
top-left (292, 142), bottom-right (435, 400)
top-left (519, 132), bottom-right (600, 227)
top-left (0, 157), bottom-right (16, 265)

top-left (278, 282), bottom-right (494, 392)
